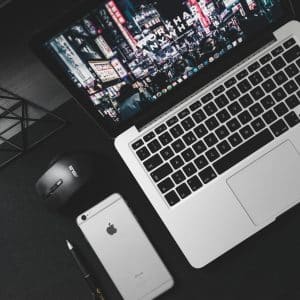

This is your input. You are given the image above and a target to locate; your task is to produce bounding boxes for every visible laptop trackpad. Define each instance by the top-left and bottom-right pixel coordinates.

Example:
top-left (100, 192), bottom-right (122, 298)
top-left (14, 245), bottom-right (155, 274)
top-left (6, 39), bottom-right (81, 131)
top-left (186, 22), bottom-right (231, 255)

top-left (227, 141), bottom-right (300, 226)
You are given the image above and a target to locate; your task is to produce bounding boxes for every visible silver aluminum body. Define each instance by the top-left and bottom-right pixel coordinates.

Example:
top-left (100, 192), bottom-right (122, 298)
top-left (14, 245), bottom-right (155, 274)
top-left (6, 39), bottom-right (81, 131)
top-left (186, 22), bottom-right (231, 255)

top-left (77, 194), bottom-right (174, 299)
top-left (115, 21), bottom-right (300, 268)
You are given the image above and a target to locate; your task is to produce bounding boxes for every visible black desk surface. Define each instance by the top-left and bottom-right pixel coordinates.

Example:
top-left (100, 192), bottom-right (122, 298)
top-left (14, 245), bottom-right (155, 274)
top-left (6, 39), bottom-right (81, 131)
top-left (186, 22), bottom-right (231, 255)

top-left (1, 100), bottom-right (299, 300)
top-left (1, 3), bottom-right (300, 297)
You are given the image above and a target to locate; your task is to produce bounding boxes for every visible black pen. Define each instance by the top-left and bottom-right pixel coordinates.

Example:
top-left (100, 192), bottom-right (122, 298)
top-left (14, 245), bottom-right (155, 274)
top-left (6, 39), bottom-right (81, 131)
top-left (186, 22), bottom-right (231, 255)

top-left (66, 240), bottom-right (106, 300)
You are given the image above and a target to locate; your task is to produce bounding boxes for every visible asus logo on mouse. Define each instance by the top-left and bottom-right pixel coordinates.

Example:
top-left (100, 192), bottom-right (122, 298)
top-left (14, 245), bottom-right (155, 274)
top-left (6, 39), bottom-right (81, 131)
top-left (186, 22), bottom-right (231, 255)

top-left (68, 165), bottom-right (79, 178)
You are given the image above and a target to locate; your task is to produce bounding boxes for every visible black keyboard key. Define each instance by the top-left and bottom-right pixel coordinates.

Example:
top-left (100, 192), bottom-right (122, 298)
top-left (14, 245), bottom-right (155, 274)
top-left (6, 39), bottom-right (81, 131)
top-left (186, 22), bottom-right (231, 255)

top-left (176, 183), bottom-right (191, 199)
top-left (170, 155), bottom-right (184, 169)
top-left (183, 162), bottom-right (197, 177)
top-left (144, 154), bottom-right (163, 171)
top-left (215, 95), bottom-right (229, 108)
top-left (187, 176), bottom-right (203, 192)
top-left (217, 109), bottom-right (231, 122)
top-left (172, 170), bottom-right (186, 184)
top-left (192, 109), bottom-right (207, 123)
top-left (216, 125), bottom-right (230, 140)
top-left (296, 74), bottom-right (300, 86)
top-left (199, 166), bottom-right (217, 184)
top-left (171, 139), bottom-right (185, 153)
top-left (194, 155), bottom-right (209, 170)
top-left (237, 79), bottom-right (252, 93)
top-left (271, 45), bottom-right (284, 57)
top-left (238, 111), bottom-right (252, 125)
top-left (251, 117), bottom-right (266, 132)
top-left (297, 59), bottom-right (300, 69)
top-left (160, 146), bottom-right (175, 160)
top-left (193, 140), bottom-right (207, 154)
top-left (151, 163), bottom-right (172, 182)
top-left (228, 101), bottom-right (242, 116)
top-left (204, 133), bottom-right (218, 147)
top-left (274, 71), bottom-right (288, 85)
top-left (165, 190), bottom-right (180, 206)
top-left (249, 103), bottom-right (264, 117)
top-left (283, 38), bottom-right (296, 49)
top-left (270, 119), bottom-right (289, 137)
top-left (226, 87), bottom-right (241, 101)
top-left (217, 140), bottom-right (231, 155)
top-left (260, 64), bottom-right (275, 78)
top-left (225, 77), bottom-right (237, 88)
top-left (167, 116), bottom-right (178, 127)
top-left (249, 72), bottom-right (263, 86)
top-left (262, 79), bottom-right (276, 93)
top-left (159, 132), bottom-right (173, 146)
top-left (286, 94), bottom-right (300, 109)
top-left (155, 124), bottom-right (167, 135)
top-left (213, 129), bottom-right (274, 175)
top-left (206, 148), bottom-right (220, 162)
top-left (144, 132), bottom-right (155, 142)
top-left (213, 85), bottom-right (225, 96)
top-left (248, 61), bottom-right (260, 72)
top-left (261, 95), bottom-right (275, 110)
top-left (283, 45), bottom-right (300, 63)
top-left (251, 86), bottom-right (265, 101)
top-left (240, 125), bottom-right (254, 139)
top-left (260, 53), bottom-right (272, 64)
top-left (181, 117), bottom-right (195, 131)
top-left (182, 132), bottom-right (197, 146)
top-left (204, 102), bottom-right (218, 116)
top-left (263, 110), bottom-right (277, 124)
top-left (285, 111), bottom-right (300, 127)
top-left (236, 69), bottom-right (249, 80)
top-left (178, 108), bottom-right (190, 119)
top-left (272, 87), bottom-right (287, 102)
top-left (239, 94), bottom-right (254, 108)
top-left (284, 80), bottom-right (298, 94)
top-left (205, 116), bottom-right (219, 131)
top-left (182, 149), bottom-right (196, 163)
top-left (201, 93), bottom-right (213, 104)
top-left (170, 124), bottom-right (184, 138)
top-left (285, 63), bottom-right (299, 78)
top-left (190, 101), bottom-right (201, 111)
top-left (271, 56), bottom-right (286, 71)
top-left (228, 132), bottom-right (243, 147)
top-left (148, 139), bottom-right (162, 153)
top-left (137, 147), bottom-right (151, 161)
top-left (227, 118), bottom-right (241, 132)
top-left (158, 178), bottom-right (174, 194)
top-left (274, 102), bottom-right (289, 117)
top-left (194, 124), bottom-right (208, 139)
top-left (132, 139), bottom-right (144, 150)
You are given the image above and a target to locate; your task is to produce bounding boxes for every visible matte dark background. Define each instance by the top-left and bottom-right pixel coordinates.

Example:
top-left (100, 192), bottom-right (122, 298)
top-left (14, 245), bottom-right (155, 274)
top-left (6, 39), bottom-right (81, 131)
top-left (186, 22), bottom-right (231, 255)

top-left (0, 1), bottom-right (299, 299)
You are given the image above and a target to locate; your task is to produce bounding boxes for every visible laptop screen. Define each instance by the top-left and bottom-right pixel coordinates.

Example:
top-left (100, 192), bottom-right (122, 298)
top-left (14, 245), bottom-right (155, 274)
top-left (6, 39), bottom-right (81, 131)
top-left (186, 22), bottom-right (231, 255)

top-left (45, 0), bottom-right (284, 125)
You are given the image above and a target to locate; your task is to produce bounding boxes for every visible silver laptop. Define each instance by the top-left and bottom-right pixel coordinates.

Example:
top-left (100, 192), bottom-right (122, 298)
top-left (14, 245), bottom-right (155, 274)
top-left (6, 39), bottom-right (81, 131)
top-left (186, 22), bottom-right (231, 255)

top-left (34, 0), bottom-right (300, 268)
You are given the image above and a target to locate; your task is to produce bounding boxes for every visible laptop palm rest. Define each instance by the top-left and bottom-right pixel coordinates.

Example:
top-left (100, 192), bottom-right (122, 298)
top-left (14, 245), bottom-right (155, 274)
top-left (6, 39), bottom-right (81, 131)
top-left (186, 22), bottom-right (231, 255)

top-left (227, 141), bottom-right (300, 226)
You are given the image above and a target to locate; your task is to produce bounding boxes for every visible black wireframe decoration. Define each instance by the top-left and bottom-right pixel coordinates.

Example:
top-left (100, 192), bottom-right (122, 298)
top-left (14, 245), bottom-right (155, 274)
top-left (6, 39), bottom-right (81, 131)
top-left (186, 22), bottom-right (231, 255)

top-left (0, 86), bottom-right (67, 168)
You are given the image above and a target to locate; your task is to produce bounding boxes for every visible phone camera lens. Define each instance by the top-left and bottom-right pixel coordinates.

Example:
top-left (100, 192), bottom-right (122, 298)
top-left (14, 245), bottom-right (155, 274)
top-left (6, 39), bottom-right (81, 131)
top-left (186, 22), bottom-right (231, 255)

top-left (81, 215), bottom-right (87, 221)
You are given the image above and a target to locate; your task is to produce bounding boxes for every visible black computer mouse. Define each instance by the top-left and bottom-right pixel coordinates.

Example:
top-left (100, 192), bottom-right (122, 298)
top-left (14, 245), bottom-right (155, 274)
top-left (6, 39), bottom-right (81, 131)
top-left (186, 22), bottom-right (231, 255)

top-left (35, 152), bottom-right (104, 210)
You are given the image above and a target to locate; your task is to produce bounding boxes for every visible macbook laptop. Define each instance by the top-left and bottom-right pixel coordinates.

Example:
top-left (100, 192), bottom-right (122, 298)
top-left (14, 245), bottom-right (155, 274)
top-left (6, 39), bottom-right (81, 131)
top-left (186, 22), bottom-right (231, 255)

top-left (32, 0), bottom-right (300, 268)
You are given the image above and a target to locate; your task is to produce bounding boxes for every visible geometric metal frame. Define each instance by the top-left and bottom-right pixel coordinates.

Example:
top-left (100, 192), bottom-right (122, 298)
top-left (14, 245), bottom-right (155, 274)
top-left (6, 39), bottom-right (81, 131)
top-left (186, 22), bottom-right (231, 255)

top-left (0, 86), bottom-right (68, 168)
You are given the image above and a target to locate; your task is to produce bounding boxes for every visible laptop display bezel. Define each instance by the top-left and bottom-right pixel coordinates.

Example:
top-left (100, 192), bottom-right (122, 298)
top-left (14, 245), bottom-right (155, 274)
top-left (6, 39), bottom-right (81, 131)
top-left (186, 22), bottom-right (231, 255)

top-left (31, 0), bottom-right (295, 139)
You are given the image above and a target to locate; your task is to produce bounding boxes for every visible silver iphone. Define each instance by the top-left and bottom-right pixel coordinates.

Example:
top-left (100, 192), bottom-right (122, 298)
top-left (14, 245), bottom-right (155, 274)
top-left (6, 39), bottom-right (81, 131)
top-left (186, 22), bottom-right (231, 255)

top-left (77, 193), bottom-right (174, 300)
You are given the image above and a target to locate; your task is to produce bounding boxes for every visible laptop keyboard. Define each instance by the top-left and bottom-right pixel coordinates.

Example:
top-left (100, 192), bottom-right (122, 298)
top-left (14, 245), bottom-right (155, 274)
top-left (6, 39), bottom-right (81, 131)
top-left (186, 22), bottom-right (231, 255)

top-left (132, 38), bottom-right (300, 207)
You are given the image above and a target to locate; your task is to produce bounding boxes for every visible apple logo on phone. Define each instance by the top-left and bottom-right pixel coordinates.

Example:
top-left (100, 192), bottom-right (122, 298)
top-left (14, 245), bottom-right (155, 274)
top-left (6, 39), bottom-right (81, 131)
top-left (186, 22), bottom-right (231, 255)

top-left (106, 223), bottom-right (117, 235)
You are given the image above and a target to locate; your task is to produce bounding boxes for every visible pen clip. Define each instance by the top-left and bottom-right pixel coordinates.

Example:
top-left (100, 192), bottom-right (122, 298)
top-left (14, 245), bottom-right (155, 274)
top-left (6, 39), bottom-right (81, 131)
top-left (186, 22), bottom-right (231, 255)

top-left (92, 288), bottom-right (105, 300)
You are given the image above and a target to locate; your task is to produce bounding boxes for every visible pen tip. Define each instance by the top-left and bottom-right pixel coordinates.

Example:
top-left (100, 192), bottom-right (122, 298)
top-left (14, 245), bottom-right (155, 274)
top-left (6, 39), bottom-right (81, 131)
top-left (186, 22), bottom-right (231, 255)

top-left (66, 240), bottom-right (73, 250)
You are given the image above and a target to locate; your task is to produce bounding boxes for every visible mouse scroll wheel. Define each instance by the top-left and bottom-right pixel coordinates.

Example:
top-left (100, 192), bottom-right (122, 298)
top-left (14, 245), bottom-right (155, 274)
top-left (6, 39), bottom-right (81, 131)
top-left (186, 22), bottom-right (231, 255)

top-left (46, 179), bottom-right (63, 198)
